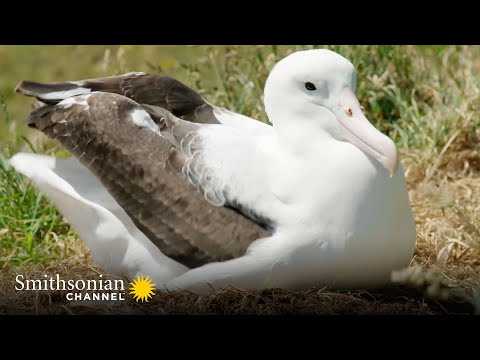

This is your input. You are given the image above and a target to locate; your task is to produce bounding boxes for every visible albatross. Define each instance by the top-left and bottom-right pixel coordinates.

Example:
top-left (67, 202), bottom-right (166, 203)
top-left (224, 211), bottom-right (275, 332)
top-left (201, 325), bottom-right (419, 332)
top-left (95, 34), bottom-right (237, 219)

top-left (10, 49), bottom-right (416, 294)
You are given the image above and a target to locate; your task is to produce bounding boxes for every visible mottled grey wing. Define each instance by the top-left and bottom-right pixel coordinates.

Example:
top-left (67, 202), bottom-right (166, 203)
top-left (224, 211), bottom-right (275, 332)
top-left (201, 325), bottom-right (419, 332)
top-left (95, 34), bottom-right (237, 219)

top-left (21, 92), bottom-right (269, 268)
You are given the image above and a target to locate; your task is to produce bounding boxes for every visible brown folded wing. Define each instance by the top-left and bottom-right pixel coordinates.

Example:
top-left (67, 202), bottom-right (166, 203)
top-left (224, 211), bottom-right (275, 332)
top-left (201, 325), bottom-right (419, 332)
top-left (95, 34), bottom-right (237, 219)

top-left (17, 75), bottom-right (270, 268)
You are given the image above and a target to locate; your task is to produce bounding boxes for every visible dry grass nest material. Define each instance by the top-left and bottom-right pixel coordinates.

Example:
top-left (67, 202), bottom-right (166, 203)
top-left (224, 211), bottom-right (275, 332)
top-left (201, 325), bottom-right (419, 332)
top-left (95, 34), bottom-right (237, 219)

top-left (0, 263), bottom-right (476, 315)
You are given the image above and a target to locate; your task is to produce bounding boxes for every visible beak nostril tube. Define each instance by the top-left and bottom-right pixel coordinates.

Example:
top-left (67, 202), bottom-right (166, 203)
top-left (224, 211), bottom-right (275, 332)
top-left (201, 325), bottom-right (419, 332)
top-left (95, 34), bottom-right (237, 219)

top-left (344, 107), bottom-right (353, 117)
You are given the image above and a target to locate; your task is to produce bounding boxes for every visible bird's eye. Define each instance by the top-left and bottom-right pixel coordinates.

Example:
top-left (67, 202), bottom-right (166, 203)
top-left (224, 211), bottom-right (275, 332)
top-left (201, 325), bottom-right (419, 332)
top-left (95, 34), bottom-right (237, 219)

top-left (305, 82), bottom-right (316, 91)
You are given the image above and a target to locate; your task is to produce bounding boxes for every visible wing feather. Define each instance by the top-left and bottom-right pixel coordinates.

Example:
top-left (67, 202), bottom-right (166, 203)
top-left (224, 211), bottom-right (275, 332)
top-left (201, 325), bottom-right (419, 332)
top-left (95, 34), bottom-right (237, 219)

top-left (22, 92), bottom-right (269, 268)
top-left (16, 72), bottom-right (275, 267)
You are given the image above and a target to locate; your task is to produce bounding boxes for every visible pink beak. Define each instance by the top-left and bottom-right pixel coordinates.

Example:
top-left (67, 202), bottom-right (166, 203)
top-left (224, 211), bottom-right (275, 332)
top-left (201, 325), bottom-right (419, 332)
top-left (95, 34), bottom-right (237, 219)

top-left (333, 88), bottom-right (399, 177)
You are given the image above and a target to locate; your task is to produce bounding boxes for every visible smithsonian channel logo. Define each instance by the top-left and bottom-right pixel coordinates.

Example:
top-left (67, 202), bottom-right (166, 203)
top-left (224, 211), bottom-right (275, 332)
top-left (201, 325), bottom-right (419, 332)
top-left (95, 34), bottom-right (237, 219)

top-left (15, 274), bottom-right (156, 302)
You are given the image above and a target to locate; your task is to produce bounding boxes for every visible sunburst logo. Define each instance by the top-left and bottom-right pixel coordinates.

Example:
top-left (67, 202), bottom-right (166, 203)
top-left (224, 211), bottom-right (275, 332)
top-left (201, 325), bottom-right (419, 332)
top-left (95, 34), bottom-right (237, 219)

top-left (129, 275), bottom-right (156, 302)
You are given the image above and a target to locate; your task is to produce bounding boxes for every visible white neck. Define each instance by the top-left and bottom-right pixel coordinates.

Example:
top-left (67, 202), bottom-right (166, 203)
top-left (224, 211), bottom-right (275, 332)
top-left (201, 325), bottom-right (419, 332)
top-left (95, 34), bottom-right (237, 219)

top-left (267, 98), bottom-right (340, 157)
top-left (272, 121), bottom-right (334, 157)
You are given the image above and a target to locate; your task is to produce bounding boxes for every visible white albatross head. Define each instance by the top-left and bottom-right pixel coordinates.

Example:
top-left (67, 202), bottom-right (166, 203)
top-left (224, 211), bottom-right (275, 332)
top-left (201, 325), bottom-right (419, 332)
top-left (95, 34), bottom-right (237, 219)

top-left (264, 49), bottom-right (399, 177)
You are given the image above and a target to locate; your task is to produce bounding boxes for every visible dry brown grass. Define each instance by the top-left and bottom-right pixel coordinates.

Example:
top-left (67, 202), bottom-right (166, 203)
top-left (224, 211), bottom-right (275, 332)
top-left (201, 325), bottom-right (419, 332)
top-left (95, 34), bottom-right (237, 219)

top-left (0, 263), bottom-right (474, 315)
top-left (400, 47), bottom-right (480, 298)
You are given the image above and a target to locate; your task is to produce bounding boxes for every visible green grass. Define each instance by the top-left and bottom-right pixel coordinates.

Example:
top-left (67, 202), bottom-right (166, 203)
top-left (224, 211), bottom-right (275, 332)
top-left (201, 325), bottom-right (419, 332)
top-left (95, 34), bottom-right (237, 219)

top-left (1, 45), bottom-right (479, 313)
top-left (0, 155), bottom-right (76, 266)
